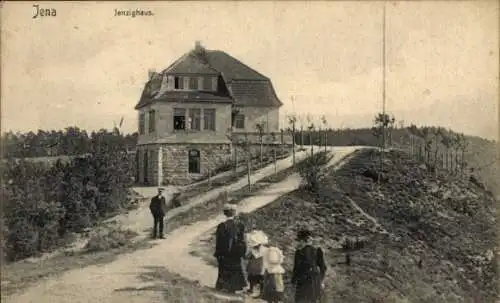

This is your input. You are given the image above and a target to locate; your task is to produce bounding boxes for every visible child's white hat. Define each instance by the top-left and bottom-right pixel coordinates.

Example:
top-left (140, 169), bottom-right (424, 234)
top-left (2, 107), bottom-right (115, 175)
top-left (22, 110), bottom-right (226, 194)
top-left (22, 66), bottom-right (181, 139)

top-left (264, 246), bottom-right (285, 274)
top-left (246, 230), bottom-right (269, 247)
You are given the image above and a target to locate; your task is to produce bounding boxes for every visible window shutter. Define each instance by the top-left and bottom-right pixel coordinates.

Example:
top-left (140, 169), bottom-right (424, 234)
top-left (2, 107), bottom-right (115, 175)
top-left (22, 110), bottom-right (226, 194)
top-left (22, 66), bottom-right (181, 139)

top-left (167, 75), bottom-right (175, 90)
top-left (211, 77), bottom-right (218, 91)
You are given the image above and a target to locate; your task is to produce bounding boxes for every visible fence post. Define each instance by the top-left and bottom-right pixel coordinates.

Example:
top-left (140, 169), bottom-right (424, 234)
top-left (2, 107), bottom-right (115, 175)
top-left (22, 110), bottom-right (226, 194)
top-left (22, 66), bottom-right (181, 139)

top-left (157, 146), bottom-right (163, 186)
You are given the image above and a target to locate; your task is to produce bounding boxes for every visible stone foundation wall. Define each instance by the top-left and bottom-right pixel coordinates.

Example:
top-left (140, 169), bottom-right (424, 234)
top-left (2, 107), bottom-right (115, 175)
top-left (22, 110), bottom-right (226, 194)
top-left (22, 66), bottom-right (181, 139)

top-left (136, 142), bottom-right (293, 186)
top-left (162, 143), bottom-right (231, 185)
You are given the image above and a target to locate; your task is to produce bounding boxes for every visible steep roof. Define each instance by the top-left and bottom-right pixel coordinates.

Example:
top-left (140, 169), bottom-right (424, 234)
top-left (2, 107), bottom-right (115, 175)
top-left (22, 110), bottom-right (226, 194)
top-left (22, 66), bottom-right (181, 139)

top-left (228, 80), bottom-right (282, 107)
top-left (136, 44), bottom-right (282, 109)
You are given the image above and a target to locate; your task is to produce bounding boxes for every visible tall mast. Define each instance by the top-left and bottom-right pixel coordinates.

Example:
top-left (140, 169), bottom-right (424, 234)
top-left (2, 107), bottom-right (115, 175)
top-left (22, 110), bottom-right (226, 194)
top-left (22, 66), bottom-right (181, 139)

top-left (380, 1), bottom-right (387, 181)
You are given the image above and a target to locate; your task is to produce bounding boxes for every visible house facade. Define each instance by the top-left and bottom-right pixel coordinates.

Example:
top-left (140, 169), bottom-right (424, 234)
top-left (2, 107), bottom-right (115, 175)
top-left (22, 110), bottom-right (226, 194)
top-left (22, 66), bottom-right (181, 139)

top-left (135, 42), bottom-right (288, 185)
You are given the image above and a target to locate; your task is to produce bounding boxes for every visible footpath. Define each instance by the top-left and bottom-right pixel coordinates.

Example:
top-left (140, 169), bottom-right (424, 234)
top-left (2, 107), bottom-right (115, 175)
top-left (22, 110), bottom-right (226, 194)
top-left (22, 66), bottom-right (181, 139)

top-left (4, 147), bottom-right (360, 303)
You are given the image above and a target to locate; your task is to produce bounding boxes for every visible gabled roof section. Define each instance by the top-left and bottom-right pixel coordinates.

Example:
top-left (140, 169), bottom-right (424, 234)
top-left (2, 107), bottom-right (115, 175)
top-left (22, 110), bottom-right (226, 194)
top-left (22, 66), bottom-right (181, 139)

top-left (204, 50), bottom-right (269, 81)
top-left (163, 51), bottom-right (219, 75)
top-left (228, 80), bottom-right (282, 107)
top-left (136, 42), bottom-right (282, 109)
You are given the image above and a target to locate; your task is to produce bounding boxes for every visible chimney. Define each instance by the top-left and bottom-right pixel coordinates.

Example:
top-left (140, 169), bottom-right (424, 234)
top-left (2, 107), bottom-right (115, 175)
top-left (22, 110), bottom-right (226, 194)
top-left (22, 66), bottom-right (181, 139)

top-left (195, 41), bottom-right (202, 51)
top-left (148, 68), bottom-right (156, 80)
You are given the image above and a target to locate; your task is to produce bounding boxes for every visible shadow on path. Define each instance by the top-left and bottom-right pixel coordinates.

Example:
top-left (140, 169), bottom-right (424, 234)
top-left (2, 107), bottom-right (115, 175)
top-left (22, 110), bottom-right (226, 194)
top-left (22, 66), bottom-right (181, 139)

top-left (115, 266), bottom-right (243, 302)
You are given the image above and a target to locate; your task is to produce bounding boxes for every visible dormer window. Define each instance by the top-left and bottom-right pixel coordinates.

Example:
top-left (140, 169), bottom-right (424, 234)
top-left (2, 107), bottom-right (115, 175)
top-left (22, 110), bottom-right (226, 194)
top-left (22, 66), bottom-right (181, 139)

top-left (211, 77), bottom-right (218, 91)
top-left (188, 77), bottom-right (198, 90)
top-left (203, 77), bottom-right (212, 90)
top-left (174, 76), bottom-right (183, 89)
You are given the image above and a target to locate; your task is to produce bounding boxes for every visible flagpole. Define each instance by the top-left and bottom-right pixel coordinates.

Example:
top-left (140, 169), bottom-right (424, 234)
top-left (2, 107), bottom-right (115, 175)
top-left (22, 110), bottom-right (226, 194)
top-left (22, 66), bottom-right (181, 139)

top-left (380, 1), bottom-right (387, 182)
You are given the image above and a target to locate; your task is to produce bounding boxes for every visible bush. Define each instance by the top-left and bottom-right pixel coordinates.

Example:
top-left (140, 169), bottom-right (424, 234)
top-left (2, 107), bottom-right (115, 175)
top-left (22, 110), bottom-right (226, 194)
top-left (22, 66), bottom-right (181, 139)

top-left (84, 225), bottom-right (138, 252)
top-left (1, 148), bottom-right (135, 262)
top-left (296, 151), bottom-right (334, 192)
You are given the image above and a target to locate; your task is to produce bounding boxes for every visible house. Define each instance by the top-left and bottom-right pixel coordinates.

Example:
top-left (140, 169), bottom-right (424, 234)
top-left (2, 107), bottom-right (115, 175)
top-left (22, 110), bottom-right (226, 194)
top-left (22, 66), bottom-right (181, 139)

top-left (134, 41), bottom-right (289, 185)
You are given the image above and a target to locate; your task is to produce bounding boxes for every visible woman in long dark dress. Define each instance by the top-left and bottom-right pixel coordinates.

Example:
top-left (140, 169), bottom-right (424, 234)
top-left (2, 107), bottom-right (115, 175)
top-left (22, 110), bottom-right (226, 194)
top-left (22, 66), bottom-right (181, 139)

top-left (291, 229), bottom-right (327, 303)
top-left (213, 204), bottom-right (247, 293)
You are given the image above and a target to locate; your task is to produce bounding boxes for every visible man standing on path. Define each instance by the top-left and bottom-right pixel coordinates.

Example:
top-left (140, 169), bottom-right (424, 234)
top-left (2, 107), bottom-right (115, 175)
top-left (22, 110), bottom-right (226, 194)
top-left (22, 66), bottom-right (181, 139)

top-left (149, 187), bottom-right (168, 239)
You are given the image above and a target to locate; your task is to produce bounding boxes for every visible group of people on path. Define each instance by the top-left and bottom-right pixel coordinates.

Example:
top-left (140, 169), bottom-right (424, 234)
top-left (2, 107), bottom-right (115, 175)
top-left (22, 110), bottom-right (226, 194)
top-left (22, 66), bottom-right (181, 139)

top-left (149, 188), bottom-right (328, 302)
top-left (214, 204), bottom-right (328, 303)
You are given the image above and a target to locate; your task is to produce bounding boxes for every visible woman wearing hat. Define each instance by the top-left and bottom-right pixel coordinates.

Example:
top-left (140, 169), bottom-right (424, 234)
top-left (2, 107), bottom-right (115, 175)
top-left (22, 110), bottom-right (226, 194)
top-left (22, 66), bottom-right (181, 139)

top-left (291, 229), bottom-right (327, 303)
top-left (213, 204), bottom-right (247, 294)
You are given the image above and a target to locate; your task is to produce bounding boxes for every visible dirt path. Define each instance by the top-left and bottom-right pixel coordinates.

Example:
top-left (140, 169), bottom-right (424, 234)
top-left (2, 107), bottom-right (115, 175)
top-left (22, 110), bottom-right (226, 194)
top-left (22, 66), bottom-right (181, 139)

top-left (4, 147), bottom-right (360, 303)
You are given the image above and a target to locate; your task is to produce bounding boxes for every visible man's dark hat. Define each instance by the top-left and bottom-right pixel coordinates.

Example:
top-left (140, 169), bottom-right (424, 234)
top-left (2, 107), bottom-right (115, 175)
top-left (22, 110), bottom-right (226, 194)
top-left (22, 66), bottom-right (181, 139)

top-left (296, 229), bottom-right (312, 241)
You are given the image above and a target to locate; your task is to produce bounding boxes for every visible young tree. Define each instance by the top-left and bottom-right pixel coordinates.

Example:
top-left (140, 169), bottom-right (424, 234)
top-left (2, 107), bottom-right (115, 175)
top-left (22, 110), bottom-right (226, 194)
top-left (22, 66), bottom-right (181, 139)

top-left (372, 113), bottom-right (395, 150)
top-left (420, 127), bottom-right (433, 168)
top-left (287, 115), bottom-right (298, 167)
top-left (238, 134), bottom-right (252, 190)
top-left (457, 133), bottom-right (469, 176)
top-left (255, 122), bottom-right (265, 168)
top-left (432, 128), bottom-right (442, 174)
top-left (307, 122), bottom-right (315, 156)
top-left (440, 130), bottom-right (453, 172)
top-left (321, 115), bottom-right (328, 152)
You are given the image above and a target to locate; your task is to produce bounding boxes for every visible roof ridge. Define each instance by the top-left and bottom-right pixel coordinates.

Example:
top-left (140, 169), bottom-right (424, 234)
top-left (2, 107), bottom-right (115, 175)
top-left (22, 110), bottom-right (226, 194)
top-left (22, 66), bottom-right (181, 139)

top-left (206, 50), bottom-right (269, 80)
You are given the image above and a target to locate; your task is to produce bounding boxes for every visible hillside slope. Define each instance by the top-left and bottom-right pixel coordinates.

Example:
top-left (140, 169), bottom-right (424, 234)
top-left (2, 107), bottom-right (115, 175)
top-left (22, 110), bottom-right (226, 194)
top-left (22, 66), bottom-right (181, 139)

top-left (294, 127), bottom-right (499, 196)
top-left (238, 149), bottom-right (498, 302)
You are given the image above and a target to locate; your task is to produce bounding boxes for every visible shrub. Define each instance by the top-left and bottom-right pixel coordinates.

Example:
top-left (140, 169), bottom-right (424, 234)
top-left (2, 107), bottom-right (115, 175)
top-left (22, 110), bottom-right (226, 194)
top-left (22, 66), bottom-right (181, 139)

top-left (296, 151), bottom-right (334, 192)
top-left (1, 148), bottom-right (135, 261)
top-left (84, 225), bottom-right (138, 252)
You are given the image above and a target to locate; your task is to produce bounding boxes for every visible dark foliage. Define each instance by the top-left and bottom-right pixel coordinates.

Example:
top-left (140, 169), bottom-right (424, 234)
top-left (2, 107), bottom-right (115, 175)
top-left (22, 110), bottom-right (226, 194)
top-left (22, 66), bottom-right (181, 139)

top-left (1, 136), bottom-right (136, 262)
top-left (296, 151), bottom-right (334, 192)
top-left (1, 127), bottom-right (137, 158)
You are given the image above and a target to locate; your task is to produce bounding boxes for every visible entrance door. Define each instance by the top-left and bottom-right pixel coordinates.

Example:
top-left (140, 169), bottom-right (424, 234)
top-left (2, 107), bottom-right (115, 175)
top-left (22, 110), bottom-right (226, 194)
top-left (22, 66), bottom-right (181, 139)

top-left (143, 150), bottom-right (149, 184)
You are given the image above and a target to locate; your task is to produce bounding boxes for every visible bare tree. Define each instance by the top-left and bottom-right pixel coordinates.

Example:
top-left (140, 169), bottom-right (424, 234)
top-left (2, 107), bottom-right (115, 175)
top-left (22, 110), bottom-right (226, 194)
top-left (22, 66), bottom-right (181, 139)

top-left (287, 114), bottom-right (297, 167)
top-left (307, 122), bottom-right (315, 156)
top-left (457, 133), bottom-right (469, 176)
top-left (239, 134), bottom-right (252, 190)
top-left (321, 115), bottom-right (328, 152)
top-left (421, 128), bottom-right (433, 168)
top-left (372, 113), bottom-right (395, 149)
top-left (451, 133), bottom-right (462, 175)
top-left (432, 128), bottom-right (442, 174)
top-left (255, 122), bottom-right (265, 168)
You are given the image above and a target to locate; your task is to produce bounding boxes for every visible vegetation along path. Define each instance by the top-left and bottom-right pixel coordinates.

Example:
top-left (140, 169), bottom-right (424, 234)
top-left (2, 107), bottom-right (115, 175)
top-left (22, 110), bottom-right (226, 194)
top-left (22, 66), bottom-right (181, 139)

top-left (4, 147), bottom-right (361, 303)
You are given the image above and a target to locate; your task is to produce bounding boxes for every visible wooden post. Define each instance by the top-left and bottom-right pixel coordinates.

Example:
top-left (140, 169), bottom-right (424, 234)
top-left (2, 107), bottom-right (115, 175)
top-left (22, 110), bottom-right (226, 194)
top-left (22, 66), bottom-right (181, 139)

top-left (247, 152), bottom-right (251, 190)
top-left (274, 146), bottom-right (277, 174)
top-left (292, 121), bottom-right (296, 167)
top-left (208, 168), bottom-right (212, 188)
top-left (157, 146), bottom-right (163, 186)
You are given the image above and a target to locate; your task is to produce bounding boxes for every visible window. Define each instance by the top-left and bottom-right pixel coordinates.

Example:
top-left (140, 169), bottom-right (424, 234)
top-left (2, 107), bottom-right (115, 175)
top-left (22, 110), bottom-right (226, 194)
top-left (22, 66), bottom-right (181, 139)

top-left (197, 77), bottom-right (204, 90)
top-left (143, 150), bottom-right (149, 183)
top-left (203, 108), bottom-right (216, 131)
top-left (203, 77), bottom-right (212, 90)
top-left (148, 110), bottom-right (156, 133)
top-left (188, 77), bottom-right (198, 90)
top-left (139, 113), bottom-right (145, 134)
top-left (188, 108), bottom-right (201, 131)
top-left (183, 77), bottom-right (190, 90)
top-left (173, 108), bottom-right (186, 130)
top-left (234, 114), bottom-right (245, 129)
top-left (174, 76), bottom-right (183, 89)
top-left (188, 149), bottom-right (201, 173)
top-left (211, 77), bottom-right (218, 91)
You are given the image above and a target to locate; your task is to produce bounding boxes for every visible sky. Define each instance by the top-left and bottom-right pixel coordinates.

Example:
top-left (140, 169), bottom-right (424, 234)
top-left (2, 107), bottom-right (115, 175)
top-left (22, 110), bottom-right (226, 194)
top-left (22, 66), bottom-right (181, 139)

top-left (1, 1), bottom-right (499, 140)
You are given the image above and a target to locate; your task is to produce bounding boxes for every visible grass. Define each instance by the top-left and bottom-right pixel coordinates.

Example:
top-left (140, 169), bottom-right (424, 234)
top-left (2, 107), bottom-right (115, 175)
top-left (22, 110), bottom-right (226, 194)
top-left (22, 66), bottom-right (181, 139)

top-left (0, 154), bottom-right (301, 299)
top-left (188, 148), bottom-right (499, 303)
top-left (175, 149), bottom-right (292, 204)
top-left (115, 266), bottom-right (244, 303)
